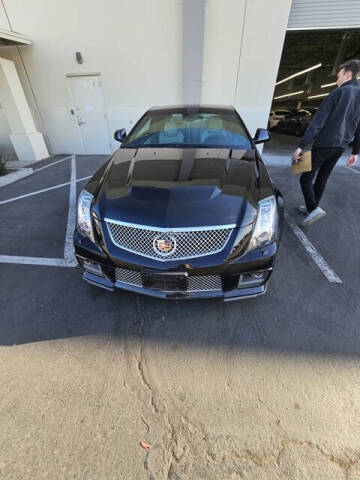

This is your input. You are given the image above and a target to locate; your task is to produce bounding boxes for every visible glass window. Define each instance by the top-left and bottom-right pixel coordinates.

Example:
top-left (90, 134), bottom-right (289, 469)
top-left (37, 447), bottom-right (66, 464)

top-left (123, 108), bottom-right (252, 149)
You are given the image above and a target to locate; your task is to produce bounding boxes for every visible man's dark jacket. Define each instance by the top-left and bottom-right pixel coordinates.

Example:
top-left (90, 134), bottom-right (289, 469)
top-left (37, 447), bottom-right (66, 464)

top-left (298, 78), bottom-right (360, 155)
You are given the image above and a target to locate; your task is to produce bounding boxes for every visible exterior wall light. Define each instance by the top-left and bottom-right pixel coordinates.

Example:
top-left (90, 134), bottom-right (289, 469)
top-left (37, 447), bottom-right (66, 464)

top-left (75, 52), bottom-right (83, 64)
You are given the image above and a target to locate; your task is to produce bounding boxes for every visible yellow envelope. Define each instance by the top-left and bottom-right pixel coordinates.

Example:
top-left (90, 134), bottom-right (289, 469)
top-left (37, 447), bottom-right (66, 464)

top-left (291, 150), bottom-right (312, 175)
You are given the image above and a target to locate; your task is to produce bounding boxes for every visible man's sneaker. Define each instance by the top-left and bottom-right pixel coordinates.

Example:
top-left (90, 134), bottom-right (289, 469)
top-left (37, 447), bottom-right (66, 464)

top-left (298, 205), bottom-right (308, 215)
top-left (301, 207), bottom-right (326, 227)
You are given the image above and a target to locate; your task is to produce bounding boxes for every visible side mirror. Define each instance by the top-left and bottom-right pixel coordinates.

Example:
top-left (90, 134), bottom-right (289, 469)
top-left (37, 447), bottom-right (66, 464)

top-left (253, 128), bottom-right (270, 144)
top-left (114, 128), bottom-right (127, 143)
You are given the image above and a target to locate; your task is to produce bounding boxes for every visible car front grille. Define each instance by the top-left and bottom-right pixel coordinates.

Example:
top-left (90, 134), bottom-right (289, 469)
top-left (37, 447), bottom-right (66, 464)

top-left (105, 219), bottom-right (234, 261)
top-left (115, 268), bottom-right (222, 292)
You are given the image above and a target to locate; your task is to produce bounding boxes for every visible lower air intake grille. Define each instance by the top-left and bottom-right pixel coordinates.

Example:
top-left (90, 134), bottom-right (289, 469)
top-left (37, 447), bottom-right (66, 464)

top-left (115, 268), bottom-right (222, 292)
top-left (115, 268), bottom-right (142, 287)
top-left (187, 275), bottom-right (222, 291)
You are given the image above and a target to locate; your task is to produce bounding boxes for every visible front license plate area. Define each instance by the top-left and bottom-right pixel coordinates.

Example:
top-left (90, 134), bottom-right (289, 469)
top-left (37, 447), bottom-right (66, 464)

top-left (142, 271), bottom-right (188, 292)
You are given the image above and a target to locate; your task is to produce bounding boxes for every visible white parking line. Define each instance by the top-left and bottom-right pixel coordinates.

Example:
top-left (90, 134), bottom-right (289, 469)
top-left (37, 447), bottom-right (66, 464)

top-left (64, 155), bottom-right (77, 265)
top-left (0, 155), bottom-right (93, 268)
top-left (0, 176), bottom-right (91, 206)
top-left (344, 166), bottom-right (360, 175)
top-left (0, 255), bottom-right (76, 267)
top-left (285, 213), bottom-right (342, 284)
top-left (34, 155), bottom-right (73, 173)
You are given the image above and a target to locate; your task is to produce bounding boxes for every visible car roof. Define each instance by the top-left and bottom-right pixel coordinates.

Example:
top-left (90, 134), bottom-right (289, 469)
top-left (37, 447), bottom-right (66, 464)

top-left (148, 104), bottom-right (235, 113)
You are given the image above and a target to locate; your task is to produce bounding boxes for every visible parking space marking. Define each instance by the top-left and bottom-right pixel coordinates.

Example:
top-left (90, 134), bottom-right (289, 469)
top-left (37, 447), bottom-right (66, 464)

top-left (344, 166), bottom-right (360, 175)
top-left (285, 213), bottom-right (342, 284)
top-left (0, 176), bottom-right (91, 206)
top-left (64, 155), bottom-right (77, 265)
top-left (0, 155), bottom-right (92, 268)
top-left (0, 255), bottom-right (75, 267)
top-left (33, 155), bottom-right (73, 173)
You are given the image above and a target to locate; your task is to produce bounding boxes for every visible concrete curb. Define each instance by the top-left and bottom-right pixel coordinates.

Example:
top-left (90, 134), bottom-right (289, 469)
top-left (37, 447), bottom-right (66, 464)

top-left (0, 168), bottom-right (34, 188)
top-left (6, 156), bottom-right (55, 168)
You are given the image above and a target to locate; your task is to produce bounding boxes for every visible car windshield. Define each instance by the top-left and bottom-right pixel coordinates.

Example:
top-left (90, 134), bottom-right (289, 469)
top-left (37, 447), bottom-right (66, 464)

top-left (123, 108), bottom-right (252, 149)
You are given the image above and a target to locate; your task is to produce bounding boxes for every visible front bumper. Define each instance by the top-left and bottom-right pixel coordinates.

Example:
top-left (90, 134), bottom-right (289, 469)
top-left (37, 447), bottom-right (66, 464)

top-left (81, 270), bottom-right (268, 301)
top-left (74, 232), bottom-right (278, 301)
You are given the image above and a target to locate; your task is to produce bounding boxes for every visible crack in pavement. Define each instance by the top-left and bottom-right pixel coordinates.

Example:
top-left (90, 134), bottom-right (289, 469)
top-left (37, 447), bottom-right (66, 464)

top-left (277, 437), bottom-right (360, 475)
top-left (133, 295), bottom-right (173, 480)
top-left (133, 294), bottom-right (158, 479)
top-left (135, 294), bottom-right (160, 416)
top-left (127, 295), bottom-right (359, 479)
top-left (159, 417), bottom-right (360, 478)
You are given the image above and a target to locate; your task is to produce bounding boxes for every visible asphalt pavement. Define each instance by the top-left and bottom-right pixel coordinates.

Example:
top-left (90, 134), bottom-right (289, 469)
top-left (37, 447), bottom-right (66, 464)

top-left (1, 153), bottom-right (360, 479)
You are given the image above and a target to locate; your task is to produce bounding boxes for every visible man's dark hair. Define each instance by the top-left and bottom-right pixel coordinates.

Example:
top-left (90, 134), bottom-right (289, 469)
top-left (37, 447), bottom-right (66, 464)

top-left (338, 59), bottom-right (360, 79)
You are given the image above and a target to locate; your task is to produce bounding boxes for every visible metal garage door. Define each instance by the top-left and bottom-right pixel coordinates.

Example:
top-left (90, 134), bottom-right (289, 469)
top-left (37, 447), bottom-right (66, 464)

top-left (288, 0), bottom-right (360, 30)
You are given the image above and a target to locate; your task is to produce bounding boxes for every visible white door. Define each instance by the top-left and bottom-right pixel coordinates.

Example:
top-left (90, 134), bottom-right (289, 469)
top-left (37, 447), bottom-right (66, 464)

top-left (68, 75), bottom-right (111, 154)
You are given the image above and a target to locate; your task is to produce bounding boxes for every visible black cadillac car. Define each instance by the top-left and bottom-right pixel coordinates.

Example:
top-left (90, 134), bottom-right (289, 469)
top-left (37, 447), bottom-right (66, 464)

top-left (74, 105), bottom-right (283, 301)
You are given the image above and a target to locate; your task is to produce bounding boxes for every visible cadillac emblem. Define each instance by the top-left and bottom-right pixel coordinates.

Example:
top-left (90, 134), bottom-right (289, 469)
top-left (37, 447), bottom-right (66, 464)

top-left (153, 234), bottom-right (177, 256)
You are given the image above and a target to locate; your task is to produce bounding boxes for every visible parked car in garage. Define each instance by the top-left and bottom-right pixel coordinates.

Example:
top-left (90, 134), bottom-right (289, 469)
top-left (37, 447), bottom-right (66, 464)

top-left (276, 109), bottom-right (312, 136)
top-left (74, 105), bottom-right (284, 301)
top-left (268, 109), bottom-right (292, 130)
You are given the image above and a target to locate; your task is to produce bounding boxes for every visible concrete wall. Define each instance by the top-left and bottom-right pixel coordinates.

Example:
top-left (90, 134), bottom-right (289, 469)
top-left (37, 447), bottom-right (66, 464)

top-left (0, 0), bottom-right (183, 154)
top-left (183, 0), bottom-right (205, 104)
top-left (0, 1), bottom-right (11, 30)
top-left (0, 108), bottom-right (15, 155)
top-left (0, 0), bottom-right (291, 155)
top-left (234, 0), bottom-right (292, 137)
top-left (202, 0), bottom-right (247, 105)
top-left (202, 0), bottom-right (292, 138)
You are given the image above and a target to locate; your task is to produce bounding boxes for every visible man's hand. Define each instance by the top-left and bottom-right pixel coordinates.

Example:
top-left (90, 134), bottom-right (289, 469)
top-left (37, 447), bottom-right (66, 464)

top-left (346, 154), bottom-right (358, 168)
top-left (291, 147), bottom-right (303, 164)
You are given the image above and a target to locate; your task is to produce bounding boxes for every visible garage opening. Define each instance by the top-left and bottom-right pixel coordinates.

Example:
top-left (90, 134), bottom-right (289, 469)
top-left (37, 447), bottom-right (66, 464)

top-left (263, 28), bottom-right (360, 161)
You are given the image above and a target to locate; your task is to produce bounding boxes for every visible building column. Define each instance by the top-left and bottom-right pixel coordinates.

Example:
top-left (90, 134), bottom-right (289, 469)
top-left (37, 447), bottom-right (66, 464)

top-left (182, 0), bottom-right (205, 104)
top-left (0, 57), bottom-right (48, 162)
top-left (234, 0), bottom-right (292, 137)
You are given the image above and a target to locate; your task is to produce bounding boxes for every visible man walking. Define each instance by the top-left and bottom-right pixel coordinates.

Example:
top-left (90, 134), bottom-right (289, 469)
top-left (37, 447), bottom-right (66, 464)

top-left (292, 59), bottom-right (360, 226)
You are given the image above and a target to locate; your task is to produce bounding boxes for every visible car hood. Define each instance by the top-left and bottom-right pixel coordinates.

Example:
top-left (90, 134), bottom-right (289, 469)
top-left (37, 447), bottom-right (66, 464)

top-left (93, 148), bottom-right (259, 228)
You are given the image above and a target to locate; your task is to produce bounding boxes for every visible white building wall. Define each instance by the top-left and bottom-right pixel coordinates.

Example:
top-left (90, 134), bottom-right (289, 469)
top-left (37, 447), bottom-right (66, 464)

top-left (1, 0), bottom-right (183, 155)
top-left (0, 108), bottom-right (15, 155)
top-left (0, 0), bottom-right (291, 156)
top-left (0, 0), bottom-right (17, 156)
top-left (202, 0), bottom-right (247, 105)
top-left (0, 2), bottom-right (11, 30)
top-left (234, 0), bottom-right (292, 137)
top-left (202, 0), bottom-right (292, 139)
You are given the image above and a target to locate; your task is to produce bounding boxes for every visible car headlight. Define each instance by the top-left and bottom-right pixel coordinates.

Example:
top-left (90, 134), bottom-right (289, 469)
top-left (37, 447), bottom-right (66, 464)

top-left (247, 196), bottom-right (278, 252)
top-left (77, 190), bottom-right (95, 242)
